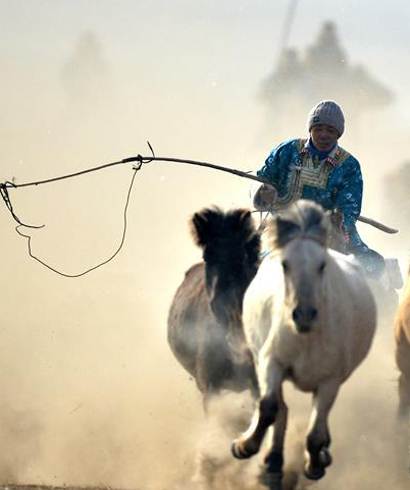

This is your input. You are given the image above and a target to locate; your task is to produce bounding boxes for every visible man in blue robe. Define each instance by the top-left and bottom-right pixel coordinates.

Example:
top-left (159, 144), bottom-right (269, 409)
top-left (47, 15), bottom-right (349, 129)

top-left (253, 100), bottom-right (385, 279)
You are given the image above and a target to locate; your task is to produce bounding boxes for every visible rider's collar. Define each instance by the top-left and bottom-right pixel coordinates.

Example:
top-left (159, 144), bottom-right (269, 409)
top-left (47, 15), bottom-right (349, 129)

top-left (300, 139), bottom-right (342, 166)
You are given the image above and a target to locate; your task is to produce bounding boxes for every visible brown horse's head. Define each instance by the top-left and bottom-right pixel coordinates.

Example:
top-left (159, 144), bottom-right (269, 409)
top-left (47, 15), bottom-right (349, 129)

top-left (191, 207), bottom-right (261, 325)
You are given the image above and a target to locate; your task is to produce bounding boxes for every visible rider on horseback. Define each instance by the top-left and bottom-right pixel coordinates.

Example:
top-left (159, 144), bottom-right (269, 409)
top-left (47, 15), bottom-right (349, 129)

top-left (253, 100), bottom-right (386, 280)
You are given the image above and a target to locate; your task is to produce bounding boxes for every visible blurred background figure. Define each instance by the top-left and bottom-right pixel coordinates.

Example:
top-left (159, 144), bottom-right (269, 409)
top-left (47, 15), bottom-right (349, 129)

top-left (259, 21), bottom-right (393, 142)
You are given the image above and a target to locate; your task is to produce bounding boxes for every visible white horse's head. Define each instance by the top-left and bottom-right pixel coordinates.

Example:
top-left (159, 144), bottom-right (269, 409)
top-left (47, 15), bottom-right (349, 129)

top-left (269, 200), bottom-right (330, 334)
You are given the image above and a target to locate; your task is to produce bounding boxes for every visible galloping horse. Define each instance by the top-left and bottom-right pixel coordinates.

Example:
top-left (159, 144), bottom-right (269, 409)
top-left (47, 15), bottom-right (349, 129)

top-left (167, 208), bottom-right (261, 405)
top-left (393, 262), bottom-right (410, 418)
top-left (231, 200), bottom-right (377, 488)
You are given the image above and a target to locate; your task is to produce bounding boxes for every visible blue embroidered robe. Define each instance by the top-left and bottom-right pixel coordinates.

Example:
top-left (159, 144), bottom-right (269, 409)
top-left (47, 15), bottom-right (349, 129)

top-left (257, 138), bottom-right (367, 250)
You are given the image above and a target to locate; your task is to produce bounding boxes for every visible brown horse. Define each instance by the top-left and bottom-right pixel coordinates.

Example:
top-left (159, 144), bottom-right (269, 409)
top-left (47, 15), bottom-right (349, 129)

top-left (393, 262), bottom-right (410, 418)
top-left (167, 208), bottom-right (261, 405)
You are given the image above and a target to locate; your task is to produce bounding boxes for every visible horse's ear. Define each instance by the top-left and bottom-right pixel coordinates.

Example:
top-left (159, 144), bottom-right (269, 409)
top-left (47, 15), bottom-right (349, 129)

top-left (312, 212), bottom-right (331, 244)
top-left (229, 208), bottom-right (252, 230)
top-left (238, 209), bottom-right (251, 224)
top-left (191, 211), bottom-right (210, 248)
top-left (272, 216), bottom-right (300, 248)
top-left (245, 230), bottom-right (262, 266)
top-left (237, 209), bottom-right (255, 240)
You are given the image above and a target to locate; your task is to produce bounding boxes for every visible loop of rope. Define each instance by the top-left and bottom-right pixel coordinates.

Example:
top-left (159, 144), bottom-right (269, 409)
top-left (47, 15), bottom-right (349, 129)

top-left (13, 165), bottom-right (141, 278)
top-left (0, 142), bottom-right (158, 277)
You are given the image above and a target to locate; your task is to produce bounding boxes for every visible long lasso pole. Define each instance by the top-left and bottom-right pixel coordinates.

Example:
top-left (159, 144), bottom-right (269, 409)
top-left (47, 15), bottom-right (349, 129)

top-left (0, 155), bottom-right (270, 189)
top-left (1, 152), bottom-right (398, 234)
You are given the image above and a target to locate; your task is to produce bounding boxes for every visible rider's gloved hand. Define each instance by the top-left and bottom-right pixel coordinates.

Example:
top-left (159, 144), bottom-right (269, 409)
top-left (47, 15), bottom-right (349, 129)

top-left (253, 184), bottom-right (278, 211)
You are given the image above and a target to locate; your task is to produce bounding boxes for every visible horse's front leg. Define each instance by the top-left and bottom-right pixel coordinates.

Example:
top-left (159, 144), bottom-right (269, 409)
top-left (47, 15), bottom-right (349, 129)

top-left (304, 379), bottom-right (340, 480)
top-left (231, 357), bottom-right (284, 461)
top-left (261, 387), bottom-right (288, 490)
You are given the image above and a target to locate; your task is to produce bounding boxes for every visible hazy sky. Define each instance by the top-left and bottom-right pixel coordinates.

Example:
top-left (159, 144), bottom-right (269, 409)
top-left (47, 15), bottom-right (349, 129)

top-left (1, 1), bottom-right (409, 85)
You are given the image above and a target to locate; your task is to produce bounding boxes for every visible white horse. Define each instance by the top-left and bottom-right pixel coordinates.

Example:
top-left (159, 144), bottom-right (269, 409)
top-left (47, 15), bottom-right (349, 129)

top-left (231, 200), bottom-right (377, 489)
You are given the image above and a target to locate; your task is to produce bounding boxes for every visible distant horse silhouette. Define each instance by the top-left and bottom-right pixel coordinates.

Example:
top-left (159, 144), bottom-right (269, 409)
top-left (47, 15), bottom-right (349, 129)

top-left (393, 262), bottom-right (410, 418)
top-left (231, 200), bottom-right (377, 489)
top-left (167, 208), bottom-right (261, 406)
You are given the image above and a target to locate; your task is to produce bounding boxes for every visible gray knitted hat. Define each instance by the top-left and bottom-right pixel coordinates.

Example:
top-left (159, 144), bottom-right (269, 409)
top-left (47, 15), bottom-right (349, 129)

top-left (307, 100), bottom-right (345, 136)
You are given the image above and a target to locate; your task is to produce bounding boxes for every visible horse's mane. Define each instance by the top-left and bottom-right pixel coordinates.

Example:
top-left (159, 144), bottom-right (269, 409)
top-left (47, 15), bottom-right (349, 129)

top-left (268, 200), bottom-right (330, 250)
top-left (189, 207), bottom-right (260, 262)
top-left (190, 206), bottom-right (254, 243)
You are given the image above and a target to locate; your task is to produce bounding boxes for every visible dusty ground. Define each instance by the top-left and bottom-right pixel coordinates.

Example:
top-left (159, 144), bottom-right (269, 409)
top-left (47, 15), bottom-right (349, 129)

top-left (0, 346), bottom-right (408, 490)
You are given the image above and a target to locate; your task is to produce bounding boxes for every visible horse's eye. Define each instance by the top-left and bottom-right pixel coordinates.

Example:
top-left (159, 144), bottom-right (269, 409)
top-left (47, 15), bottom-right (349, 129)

top-left (282, 260), bottom-right (289, 273)
top-left (318, 261), bottom-right (326, 274)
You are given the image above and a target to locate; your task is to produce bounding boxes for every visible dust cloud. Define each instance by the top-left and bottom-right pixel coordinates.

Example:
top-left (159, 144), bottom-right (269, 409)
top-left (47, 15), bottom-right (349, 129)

top-left (0, 2), bottom-right (409, 490)
top-left (150, 310), bottom-right (409, 490)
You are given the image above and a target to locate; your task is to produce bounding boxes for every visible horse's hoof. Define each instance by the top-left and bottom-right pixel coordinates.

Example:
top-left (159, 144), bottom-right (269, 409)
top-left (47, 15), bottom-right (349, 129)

top-left (303, 463), bottom-right (325, 481)
top-left (319, 447), bottom-right (332, 468)
top-left (260, 470), bottom-right (283, 490)
top-left (231, 440), bottom-right (254, 459)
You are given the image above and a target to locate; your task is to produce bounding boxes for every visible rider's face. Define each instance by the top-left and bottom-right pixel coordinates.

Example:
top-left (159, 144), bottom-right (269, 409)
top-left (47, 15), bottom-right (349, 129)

top-left (310, 124), bottom-right (339, 152)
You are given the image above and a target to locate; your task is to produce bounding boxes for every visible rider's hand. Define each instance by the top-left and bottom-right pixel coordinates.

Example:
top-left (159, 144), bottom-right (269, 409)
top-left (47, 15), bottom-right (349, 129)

top-left (258, 184), bottom-right (278, 209)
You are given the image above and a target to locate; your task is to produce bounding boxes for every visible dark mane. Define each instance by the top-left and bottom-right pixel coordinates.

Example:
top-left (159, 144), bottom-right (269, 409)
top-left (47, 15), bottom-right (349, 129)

top-left (190, 207), bottom-right (261, 271)
top-left (191, 207), bottom-right (256, 245)
top-left (269, 200), bottom-right (330, 250)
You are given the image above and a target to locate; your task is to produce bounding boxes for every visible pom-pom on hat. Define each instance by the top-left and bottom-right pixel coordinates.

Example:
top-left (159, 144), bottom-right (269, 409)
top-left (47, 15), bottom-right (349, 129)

top-left (307, 100), bottom-right (345, 137)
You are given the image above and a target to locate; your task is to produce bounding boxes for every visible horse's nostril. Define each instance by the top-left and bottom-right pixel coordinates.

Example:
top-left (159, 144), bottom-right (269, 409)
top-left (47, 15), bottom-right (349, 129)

top-left (293, 306), bottom-right (318, 323)
top-left (292, 308), bottom-right (301, 322)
